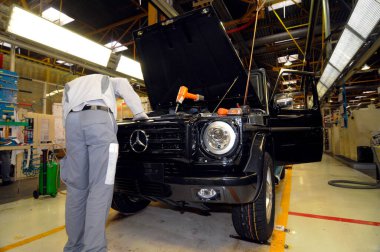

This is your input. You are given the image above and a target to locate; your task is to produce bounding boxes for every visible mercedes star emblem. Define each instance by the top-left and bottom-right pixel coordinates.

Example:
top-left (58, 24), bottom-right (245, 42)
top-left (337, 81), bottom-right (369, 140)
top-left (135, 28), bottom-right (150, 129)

top-left (130, 130), bottom-right (148, 153)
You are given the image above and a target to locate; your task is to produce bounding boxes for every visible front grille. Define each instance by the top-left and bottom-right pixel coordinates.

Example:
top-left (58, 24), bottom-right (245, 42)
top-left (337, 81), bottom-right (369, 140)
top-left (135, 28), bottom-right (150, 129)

top-left (118, 123), bottom-right (187, 158)
top-left (115, 178), bottom-right (171, 197)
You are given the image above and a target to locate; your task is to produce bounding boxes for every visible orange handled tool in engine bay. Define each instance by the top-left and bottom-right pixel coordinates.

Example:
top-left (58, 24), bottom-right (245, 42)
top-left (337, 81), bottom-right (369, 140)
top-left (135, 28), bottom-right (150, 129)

top-left (175, 86), bottom-right (204, 113)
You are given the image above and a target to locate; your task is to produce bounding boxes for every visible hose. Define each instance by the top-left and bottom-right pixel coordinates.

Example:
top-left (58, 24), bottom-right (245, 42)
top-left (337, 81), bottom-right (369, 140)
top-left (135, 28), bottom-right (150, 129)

top-left (328, 142), bottom-right (380, 189)
top-left (328, 180), bottom-right (380, 189)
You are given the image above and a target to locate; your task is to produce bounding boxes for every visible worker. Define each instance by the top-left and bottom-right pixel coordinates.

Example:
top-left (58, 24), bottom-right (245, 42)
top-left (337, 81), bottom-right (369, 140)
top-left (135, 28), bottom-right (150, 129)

top-left (0, 151), bottom-right (13, 186)
top-left (61, 74), bottom-right (148, 252)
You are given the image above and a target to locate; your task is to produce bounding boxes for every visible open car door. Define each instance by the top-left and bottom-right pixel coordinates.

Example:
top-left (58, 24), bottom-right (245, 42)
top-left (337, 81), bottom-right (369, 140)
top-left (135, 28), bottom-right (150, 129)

top-left (269, 69), bottom-right (323, 165)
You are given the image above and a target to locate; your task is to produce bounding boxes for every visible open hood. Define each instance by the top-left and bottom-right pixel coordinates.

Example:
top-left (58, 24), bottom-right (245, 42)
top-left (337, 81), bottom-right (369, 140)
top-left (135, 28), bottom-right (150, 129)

top-left (133, 7), bottom-right (260, 111)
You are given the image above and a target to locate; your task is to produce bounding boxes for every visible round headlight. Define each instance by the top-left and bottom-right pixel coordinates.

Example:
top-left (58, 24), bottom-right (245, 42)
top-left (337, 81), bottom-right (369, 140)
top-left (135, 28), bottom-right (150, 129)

top-left (202, 121), bottom-right (237, 155)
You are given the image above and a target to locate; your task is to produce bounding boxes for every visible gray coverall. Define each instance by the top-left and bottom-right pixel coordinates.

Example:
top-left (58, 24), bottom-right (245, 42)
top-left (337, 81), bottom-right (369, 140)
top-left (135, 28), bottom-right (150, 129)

top-left (0, 151), bottom-right (11, 183)
top-left (61, 74), bottom-right (147, 252)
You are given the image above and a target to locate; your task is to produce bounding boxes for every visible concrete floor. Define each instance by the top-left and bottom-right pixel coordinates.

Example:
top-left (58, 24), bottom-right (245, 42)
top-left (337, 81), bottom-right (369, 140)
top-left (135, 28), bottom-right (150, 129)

top-left (0, 154), bottom-right (379, 252)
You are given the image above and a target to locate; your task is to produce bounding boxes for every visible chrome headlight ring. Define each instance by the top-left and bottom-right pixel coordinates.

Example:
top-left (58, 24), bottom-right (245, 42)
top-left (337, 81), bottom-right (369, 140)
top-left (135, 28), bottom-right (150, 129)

top-left (201, 121), bottom-right (238, 156)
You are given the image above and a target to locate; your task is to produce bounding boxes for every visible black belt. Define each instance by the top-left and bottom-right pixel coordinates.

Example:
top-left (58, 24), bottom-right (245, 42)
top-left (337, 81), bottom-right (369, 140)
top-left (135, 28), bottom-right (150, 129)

top-left (70, 105), bottom-right (112, 113)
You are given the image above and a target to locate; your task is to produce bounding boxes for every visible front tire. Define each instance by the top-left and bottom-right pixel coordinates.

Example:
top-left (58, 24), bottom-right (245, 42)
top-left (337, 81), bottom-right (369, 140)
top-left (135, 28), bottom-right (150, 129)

top-left (232, 152), bottom-right (275, 243)
top-left (111, 192), bottom-right (150, 215)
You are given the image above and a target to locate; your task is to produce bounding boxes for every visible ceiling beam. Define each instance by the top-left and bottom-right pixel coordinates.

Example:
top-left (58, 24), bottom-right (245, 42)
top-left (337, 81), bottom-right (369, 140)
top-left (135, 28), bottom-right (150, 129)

top-left (86, 13), bottom-right (147, 36)
top-left (148, 0), bottom-right (179, 18)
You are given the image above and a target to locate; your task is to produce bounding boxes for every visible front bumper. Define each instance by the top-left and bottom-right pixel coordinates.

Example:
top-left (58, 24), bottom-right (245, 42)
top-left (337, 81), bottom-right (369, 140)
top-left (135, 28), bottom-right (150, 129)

top-left (114, 173), bottom-right (258, 204)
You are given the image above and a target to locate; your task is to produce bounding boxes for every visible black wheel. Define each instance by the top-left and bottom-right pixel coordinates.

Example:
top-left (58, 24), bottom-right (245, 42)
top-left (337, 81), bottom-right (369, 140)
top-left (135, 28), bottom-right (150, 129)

top-left (111, 192), bottom-right (150, 215)
top-left (33, 190), bottom-right (39, 199)
top-left (232, 152), bottom-right (275, 243)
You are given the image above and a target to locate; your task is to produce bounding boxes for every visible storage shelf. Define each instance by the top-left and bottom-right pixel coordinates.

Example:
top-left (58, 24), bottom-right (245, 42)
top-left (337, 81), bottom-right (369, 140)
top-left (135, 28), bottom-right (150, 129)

top-left (0, 121), bottom-right (28, 126)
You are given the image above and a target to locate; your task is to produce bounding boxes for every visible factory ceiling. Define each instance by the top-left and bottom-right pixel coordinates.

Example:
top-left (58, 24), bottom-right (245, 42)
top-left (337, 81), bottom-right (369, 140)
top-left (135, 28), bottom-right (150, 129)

top-left (0, 0), bottom-right (378, 107)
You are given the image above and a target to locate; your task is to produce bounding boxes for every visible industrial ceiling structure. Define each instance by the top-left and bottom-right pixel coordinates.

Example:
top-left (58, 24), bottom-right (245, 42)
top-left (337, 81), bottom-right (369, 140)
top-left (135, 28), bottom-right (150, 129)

top-left (0, 0), bottom-right (379, 108)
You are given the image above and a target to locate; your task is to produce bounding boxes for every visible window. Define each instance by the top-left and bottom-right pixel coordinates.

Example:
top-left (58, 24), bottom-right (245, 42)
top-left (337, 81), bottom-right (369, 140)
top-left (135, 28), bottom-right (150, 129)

top-left (272, 72), bottom-right (317, 110)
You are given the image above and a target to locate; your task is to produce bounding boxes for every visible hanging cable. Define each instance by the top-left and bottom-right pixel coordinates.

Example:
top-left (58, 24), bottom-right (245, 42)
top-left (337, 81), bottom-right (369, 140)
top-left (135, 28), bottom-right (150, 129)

top-left (243, 0), bottom-right (267, 105)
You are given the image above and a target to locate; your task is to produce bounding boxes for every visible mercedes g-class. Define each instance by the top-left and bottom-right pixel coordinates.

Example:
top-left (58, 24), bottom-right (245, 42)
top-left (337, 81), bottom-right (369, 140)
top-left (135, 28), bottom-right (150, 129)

top-left (112, 7), bottom-right (322, 243)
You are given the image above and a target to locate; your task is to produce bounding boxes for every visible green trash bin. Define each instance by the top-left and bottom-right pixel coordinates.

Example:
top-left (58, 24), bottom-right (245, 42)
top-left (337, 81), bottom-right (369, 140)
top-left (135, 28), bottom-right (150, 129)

top-left (33, 149), bottom-right (60, 199)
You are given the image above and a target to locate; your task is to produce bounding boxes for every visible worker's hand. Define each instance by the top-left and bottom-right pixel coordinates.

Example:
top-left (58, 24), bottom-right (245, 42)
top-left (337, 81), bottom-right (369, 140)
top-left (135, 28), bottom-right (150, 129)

top-left (133, 112), bottom-right (149, 121)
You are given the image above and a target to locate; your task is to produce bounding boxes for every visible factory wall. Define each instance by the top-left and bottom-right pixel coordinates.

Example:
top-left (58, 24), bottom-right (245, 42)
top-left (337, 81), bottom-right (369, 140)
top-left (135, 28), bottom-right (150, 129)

top-left (331, 105), bottom-right (380, 161)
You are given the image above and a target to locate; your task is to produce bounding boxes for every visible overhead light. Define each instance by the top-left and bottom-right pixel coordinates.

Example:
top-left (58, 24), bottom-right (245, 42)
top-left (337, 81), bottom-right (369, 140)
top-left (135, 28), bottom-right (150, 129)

top-left (347, 0), bottom-right (380, 39)
top-left (0, 42), bottom-right (18, 48)
top-left (274, 38), bottom-right (300, 44)
top-left (349, 100), bottom-right (359, 103)
top-left (282, 80), bottom-right (297, 85)
top-left (268, 0), bottom-right (302, 11)
top-left (42, 7), bottom-right (74, 26)
top-left (46, 89), bottom-right (64, 97)
top-left (328, 29), bottom-right (363, 72)
top-left (363, 90), bottom-right (376, 94)
top-left (355, 95), bottom-right (366, 99)
top-left (284, 86), bottom-right (295, 92)
top-left (316, 0), bottom-right (380, 99)
top-left (370, 98), bottom-right (376, 101)
top-left (104, 41), bottom-right (128, 53)
top-left (277, 54), bottom-right (298, 64)
top-left (317, 84), bottom-right (328, 98)
top-left (116, 55), bottom-right (144, 80)
top-left (56, 59), bottom-right (74, 66)
top-left (361, 64), bottom-right (371, 70)
top-left (7, 6), bottom-right (112, 67)
top-left (319, 64), bottom-right (340, 87)
top-left (284, 60), bottom-right (293, 66)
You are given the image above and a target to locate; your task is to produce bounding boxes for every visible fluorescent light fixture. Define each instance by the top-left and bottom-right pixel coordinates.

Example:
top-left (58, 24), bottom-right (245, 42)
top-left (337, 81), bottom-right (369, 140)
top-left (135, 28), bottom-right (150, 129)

top-left (347, 0), bottom-right (380, 39)
top-left (316, 0), bottom-right (380, 100)
top-left (361, 64), bottom-right (371, 70)
top-left (349, 100), bottom-right (359, 103)
top-left (282, 80), bottom-right (297, 85)
top-left (370, 98), bottom-right (376, 101)
top-left (7, 6), bottom-right (112, 67)
top-left (274, 38), bottom-right (300, 44)
top-left (42, 7), bottom-right (74, 26)
top-left (56, 59), bottom-right (74, 66)
top-left (0, 42), bottom-right (18, 48)
top-left (355, 96), bottom-right (366, 99)
top-left (116, 55), bottom-right (144, 80)
top-left (317, 84), bottom-right (328, 98)
top-left (284, 86), bottom-right (295, 92)
top-left (46, 88), bottom-right (64, 97)
top-left (277, 54), bottom-right (298, 64)
top-left (363, 90), bottom-right (376, 94)
top-left (104, 41), bottom-right (128, 53)
top-left (319, 64), bottom-right (340, 88)
top-left (284, 60), bottom-right (292, 66)
top-left (269, 0), bottom-right (301, 11)
top-left (328, 29), bottom-right (363, 72)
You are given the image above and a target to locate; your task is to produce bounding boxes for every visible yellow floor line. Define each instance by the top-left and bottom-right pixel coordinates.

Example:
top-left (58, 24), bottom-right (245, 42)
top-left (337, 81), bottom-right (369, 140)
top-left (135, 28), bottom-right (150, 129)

top-left (270, 168), bottom-right (293, 252)
top-left (0, 225), bottom-right (65, 252)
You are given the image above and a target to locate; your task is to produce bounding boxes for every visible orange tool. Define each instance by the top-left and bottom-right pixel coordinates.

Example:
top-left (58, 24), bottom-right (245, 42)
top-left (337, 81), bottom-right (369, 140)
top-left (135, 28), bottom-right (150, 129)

top-left (175, 86), bottom-right (204, 113)
top-left (217, 108), bottom-right (229, 116)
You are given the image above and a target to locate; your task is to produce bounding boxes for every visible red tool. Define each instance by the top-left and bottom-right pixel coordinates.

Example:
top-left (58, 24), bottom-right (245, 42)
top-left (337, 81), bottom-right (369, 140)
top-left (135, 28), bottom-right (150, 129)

top-left (175, 86), bottom-right (204, 113)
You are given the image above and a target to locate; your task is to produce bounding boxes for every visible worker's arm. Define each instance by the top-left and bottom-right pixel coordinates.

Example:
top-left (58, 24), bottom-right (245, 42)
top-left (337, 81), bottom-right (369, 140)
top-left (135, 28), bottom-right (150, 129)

top-left (110, 77), bottom-right (148, 120)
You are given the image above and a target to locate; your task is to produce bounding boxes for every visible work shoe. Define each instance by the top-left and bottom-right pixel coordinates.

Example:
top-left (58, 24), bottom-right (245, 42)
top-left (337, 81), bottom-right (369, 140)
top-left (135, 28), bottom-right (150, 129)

top-left (1, 181), bottom-right (13, 186)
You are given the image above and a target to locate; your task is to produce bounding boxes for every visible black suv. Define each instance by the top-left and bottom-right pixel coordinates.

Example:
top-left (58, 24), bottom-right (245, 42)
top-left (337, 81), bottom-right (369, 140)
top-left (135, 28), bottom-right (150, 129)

top-left (112, 7), bottom-right (323, 243)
